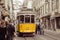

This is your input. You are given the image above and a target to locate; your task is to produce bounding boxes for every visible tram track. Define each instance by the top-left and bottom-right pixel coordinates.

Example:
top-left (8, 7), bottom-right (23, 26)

top-left (15, 33), bottom-right (37, 40)
top-left (23, 36), bottom-right (36, 40)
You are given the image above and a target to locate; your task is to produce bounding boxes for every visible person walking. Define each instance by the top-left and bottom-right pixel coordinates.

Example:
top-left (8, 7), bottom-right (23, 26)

top-left (35, 23), bottom-right (41, 34)
top-left (37, 24), bottom-right (40, 34)
top-left (0, 20), bottom-right (7, 40)
top-left (6, 21), bottom-right (15, 40)
top-left (35, 24), bottom-right (38, 34)
top-left (40, 23), bottom-right (44, 35)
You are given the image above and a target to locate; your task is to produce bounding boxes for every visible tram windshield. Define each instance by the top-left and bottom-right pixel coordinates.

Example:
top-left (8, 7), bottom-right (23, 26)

top-left (25, 15), bottom-right (30, 23)
top-left (31, 15), bottom-right (34, 23)
top-left (20, 15), bottom-right (24, 23)
top-left (18, 15), bottom-right (35, 23)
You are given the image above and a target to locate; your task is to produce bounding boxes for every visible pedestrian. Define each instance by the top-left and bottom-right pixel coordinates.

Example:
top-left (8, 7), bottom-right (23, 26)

top-left (37, 24), bottom-right (41, 34)
top-left (0, 20), bottom-right (7, 40)
top-left (35, 23), bottom-right (41, 34)
top-left (40, 23), bottom-right (44, 35)
top-left (6, 20), bottom-right (15, 40)
top-left (0, 19), bottom-right (2, 26)
top-left (35, 24), bottom-right (38, 34)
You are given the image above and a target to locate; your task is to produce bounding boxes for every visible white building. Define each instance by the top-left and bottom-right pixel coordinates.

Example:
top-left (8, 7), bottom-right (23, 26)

top-left (4, 0), bottom-right (13, 20)
top-left (32, 0), bottom-right (60, 31)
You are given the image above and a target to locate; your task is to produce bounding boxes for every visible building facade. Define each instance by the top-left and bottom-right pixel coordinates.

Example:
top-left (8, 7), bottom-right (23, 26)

top-left (0, 0), bottom-right (5, 19)
top-left (39, 0), bottom-right (51, 30)
top-left (0, 0), bottom-right (11, 20)
top-left (32, 0), bottom-right (60, 31)
top-left (5, 0), bottom-right (14, 20)
top-left (39, 0), bottom-right (60, 31)
top-left (32, 0), bottom-right (40, 23)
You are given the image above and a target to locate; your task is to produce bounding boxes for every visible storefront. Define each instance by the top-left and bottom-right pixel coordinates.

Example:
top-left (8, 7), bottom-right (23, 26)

top-left (41, 16), bottom-right (51, 29)
top-left (50, 12), bottom-right (60, 31)
top-left (56, 17), bottom-right (60, 29)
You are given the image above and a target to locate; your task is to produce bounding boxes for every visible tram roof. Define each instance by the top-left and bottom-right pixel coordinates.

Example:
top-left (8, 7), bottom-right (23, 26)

top-left (19, 11), bottom-right (36, 13)
top-left (17, 7), bottom-right (37, 16)
top-left (17, 11), bottom-right (37, 16)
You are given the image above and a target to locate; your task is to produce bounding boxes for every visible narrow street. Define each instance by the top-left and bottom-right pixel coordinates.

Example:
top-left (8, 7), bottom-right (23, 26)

top-left (0, 0), bottom-right (60, 40)
top-left (13, 31), bottom-right (60, 40)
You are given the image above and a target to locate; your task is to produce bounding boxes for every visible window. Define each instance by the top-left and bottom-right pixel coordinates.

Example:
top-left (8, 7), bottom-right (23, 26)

top-left (31, 15), bottom-right (34, 23)
top-left (20, 15), bottom-right (24, 23)
top-left (56, 0), bottom-right (59, 9)
top-left (52, 0), bottom-right (56, 11)
top-left (52, 0), bottom-right (54, 11)
top-left (42, 7), bottom-right (43, 15)
top-left (45, 3), bottom-right (48, 14)
top-left (43, 5), bottom-right (44, 14)
top-left (48, 1), bottom-right (50, 12)
top-left (40, 8), bottom-right (42, 16)
top-left (25, 15), bottom-right (30, 23)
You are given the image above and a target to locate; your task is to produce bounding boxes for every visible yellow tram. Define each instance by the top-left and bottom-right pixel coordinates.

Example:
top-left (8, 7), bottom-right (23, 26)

top-left (17, 8), bottom-right (36, 35)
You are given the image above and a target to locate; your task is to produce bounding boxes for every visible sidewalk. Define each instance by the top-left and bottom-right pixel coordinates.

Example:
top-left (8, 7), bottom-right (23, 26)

top-left (44, 29), bottom-right (60, 33)
top-left (44, 29), bottom-right (60, 38)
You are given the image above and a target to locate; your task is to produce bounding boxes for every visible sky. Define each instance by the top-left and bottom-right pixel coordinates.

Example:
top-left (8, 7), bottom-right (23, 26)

top-left (13, 0), bottom-right (24, 19)
top-left (13, 0), bottom-right (33, 9)
top-left (13, 0), bottom-right (24, 11)
top-left (27, 0), bottom-right (33, 8)
top-left (12, 0), bottom-right (33, 19)
top-left (13, 0), bottom-right (24, 4)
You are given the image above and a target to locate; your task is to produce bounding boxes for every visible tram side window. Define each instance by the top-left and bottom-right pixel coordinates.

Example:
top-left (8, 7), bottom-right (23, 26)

top-left (25, 15), bottom-right (30, 23)
top-left (31, 15), bottom-right (34, 23)
top-left (20, 15), bottom-right (24, 23)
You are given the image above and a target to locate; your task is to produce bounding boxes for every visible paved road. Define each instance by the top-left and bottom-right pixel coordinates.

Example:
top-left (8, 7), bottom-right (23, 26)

top-left (13, 33), bottom-right (60, 40)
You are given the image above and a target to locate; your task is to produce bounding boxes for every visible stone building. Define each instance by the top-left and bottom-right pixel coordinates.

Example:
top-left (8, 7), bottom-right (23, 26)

top-left (39, 0), bottom-right (60, 31)
top-left (32, 0), bottom-right (60, 31)
top-left (50, 0), bottom-right (60, 31)
top-left (0, 0), bottom-right (14, 21)
top-left (32, 0), bottom-right (40, 23)
top-left (0, 0), bottom-right (5, 19)
top-left (4, 0), bottom-right (14, 20)
top-left (39, 0), bottom-right (51, 30)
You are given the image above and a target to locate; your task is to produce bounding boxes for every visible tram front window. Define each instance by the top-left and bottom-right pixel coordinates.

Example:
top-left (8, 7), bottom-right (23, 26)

top-left (25, 15), bottom-right (30, 23)
top-left (31, 15), bottom-right (34, 23)
top-left (20, 15), bottom-right (24, 23)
